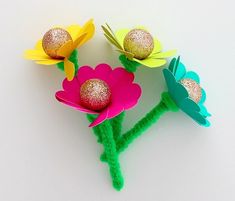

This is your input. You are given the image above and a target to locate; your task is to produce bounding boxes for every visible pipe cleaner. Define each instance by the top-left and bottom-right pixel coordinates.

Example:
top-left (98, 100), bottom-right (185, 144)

top-left (24, 20), bottom-right (210, 191)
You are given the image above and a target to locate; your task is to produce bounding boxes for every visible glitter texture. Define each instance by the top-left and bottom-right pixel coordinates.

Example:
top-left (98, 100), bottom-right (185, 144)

top-left (80, 79), bottom-right (111, 111)
top-left (180, 78), bottom-right (202, 103)
top-left (42, 28), bottom-right (72, 59)
top-left (123, 29), bottom-right (154, 60)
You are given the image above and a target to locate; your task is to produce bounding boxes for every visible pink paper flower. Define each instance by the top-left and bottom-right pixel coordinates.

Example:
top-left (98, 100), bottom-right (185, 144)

top-left (55, 63), bottom-right (142, 127)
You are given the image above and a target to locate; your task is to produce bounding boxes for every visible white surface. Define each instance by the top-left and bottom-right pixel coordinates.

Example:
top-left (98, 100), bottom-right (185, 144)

top-left (0, 0), bottom-right (235, 200)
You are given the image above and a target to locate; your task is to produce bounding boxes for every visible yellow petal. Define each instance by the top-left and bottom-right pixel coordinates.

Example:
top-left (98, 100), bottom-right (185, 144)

top-left (24, 49), bottom-right (49, 60)
top-left (57, 41), bottom-right (74, 58)
top-left (35, 39), bottom-right (44, 51)
top-left (150, 39), bottom-right (162, 55)
top-left (76, 19), bottom-right (95, 48)
top-left (115, 29), bottom-right (129, 48)
top-left (72, 32), bottom-right (88, 49)
top-left (66, 25), bottom-right (82, 41)
top-left (151, 50), bottom-right (177, 59)
top-left (36, 59), bottom-right (62, 65)
top-left (133, 57), bottom-right (166, 68)
top-left (64, 58), bottom-right (75, 81)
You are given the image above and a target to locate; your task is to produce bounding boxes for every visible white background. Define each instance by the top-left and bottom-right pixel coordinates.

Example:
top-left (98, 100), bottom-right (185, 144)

top-left (0, 0), bottom-right (234, 200)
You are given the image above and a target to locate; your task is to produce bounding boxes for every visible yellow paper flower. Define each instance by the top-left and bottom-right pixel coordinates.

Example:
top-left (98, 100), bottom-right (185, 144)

top-left (24, 19), bottom-right (95, 81)
top-left (102, 24), bottom-right (176, 69)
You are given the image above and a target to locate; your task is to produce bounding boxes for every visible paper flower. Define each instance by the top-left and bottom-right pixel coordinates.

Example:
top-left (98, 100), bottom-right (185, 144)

top-left (56, 63), bottom-right (142, 127)
top-left (163, 57), bottom-right (211, 126)
top-left (24, 19), bottom-right (95, 81)
top-left (101, 23), bottom-right (176, 72)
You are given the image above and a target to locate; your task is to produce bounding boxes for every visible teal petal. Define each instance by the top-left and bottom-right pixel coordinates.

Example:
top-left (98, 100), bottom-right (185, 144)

top-left (199, 88), bottom-right (206, 104)
top-left (179, 98), bottom-right (200, 112)
top-left (182, 106), bottom-right (208, 126)
top-left (163, 69), bottom-right (189, 106)
top-left (183, 71), bottom-right (200, 83)
top-left (163, 69), bottom-right (177, 90)
top-left (168, 58), bottom-right (176, 73)
top-left (204, 120), bottom-right (211, 127)
top-left (175, 61), bottom-right (186, 81)
top-left (199, 104), bottom-right (211, 117)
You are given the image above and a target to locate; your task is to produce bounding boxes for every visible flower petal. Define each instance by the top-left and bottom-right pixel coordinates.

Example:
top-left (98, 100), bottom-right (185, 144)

top-left (133, 57), bottom-right (166, 68)
top-left (35, 59), bottom-right (62, 65)
top-left (64, 58), bottom-right (75, 81)
top-left (183, 109), bottom-right (209, 127)
top-left (183, 71), bottom-right (200, 83)
top-left (199, 88), bottom-right (206, 104)
top-left (113, 83), bottom-right (142, 108)
top-left (179, 97), bottom-right (200, 112)
top-left (89, 109), bottom-right (109, 127)
top-left (151, 39), bottom-right (162, 54)
top-left (72, 32), bottom-right (88, 49)
top-left (163, 69), bottom-right (189, 105)
top-left (62, 76), bottom-right (80, 92)
top-left (57, 41), bottom-right (74, 58)
top-left (199, 104), bottom-right (211, 117)
top-left (151, 50), bottom-right (177, 59)
top-left (66, 25), bottom-right (81, 41)
top-left (35, 39), bottom-right (44, 50)
top-left (24, 49), bottom-right (49, 60)
top-left (55, 91), bottom-right (98, 114)
top-left (76, 66), bottom-right (95, 84)
top-left (115, 28), bottom-right (129, 48)
top-left (76, 19), bottom-right (95, 48)
top-left (93, 63), bottom-right (113, 82)
top-left (175, 61), bottom-right (186, 81)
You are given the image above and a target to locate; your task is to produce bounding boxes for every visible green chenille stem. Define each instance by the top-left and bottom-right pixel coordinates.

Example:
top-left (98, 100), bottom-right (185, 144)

top-left (119, 54), bottom-right (141, 72)
top-left (87, 114), bottom-right (102, 143)
top-left (95, 120), bottom-right (124, 190)
top-left (110, 112), bottom-right (125, 142)
top-left (101, 92), bottom-right (179, 161)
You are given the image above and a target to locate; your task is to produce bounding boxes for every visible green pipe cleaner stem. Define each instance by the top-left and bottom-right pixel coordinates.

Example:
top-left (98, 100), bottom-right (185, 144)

top-left (101, 92), bottom-right (178, 161)
top-left (95, 120), bottom-right (124, 190)
top-left (110, 112), bottom-right (125, 141)
top-left (119, 54), bottom-right (141, 72)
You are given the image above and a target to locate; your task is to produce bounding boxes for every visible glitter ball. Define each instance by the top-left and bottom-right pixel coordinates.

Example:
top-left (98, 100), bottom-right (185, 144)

top-left (80, 79), bottom-right (111, 111)
top-left (42, 28), bottom-right (72, 59)
top-left (123, 29), bottom-right (154, 60)
top-left (180, 78), bottom-right (202, 103)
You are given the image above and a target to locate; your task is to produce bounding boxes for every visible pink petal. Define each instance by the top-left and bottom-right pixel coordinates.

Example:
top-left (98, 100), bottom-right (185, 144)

top-left (93, 63), bottom-right (113, 82)
top-left (112, 83), bottom-right (142, 109)
top-left (62, 77), bottom-right (80, 93)
top-left (55, 91), bottom-right (98, 114)
top-left (89, 109), bottom-right (109, 127)
top-left (108, 67), bottom-right (134, 88)
top-left (77, 66), bottom-right (95, 85)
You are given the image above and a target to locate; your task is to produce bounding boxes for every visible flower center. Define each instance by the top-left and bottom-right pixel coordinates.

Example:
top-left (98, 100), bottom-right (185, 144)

top-left (42, 28), bottom-right (72, 59)
top-left (80, 79), bottom-right (111, 111)
top-left (180, 78), bottom-right (202, 103)
top-left (123, 29), bottom-right (154, 60)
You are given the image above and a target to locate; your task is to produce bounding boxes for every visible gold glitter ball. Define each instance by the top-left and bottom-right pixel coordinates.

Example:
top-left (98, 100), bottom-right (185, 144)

top-left (80, 79), bottom-right (111, 111)
top-left (123, 29), bottom-right (154, 60)
top-left (42, 28), bottom-right (72, 59)
top-left (180, 78), bottom-right (202, 103)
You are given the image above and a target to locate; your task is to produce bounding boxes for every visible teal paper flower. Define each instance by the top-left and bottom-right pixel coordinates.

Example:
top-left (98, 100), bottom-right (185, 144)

top-left (163, 57), bottom-right (211, 127)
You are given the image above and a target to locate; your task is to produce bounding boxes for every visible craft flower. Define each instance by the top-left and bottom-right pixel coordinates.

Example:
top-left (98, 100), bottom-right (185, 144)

top-left (102, 24), bottom-right (176, 71)
top-left (56, 63), bottom-right (142, 127)
top-left (163, 57), bottom-right (211, 126)
top-left (24, 19), bottom-right (95, 81)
